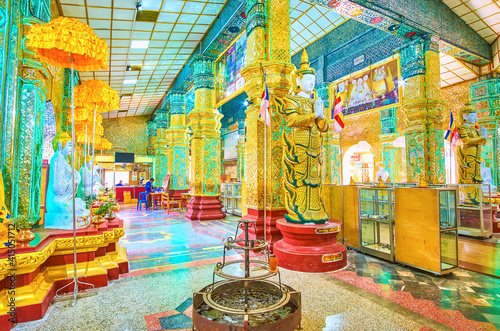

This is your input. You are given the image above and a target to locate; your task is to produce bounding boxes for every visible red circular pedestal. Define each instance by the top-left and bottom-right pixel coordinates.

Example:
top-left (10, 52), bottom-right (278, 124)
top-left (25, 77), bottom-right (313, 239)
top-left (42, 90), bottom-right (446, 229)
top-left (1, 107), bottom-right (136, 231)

top-left (273, 218), bottom-right (347, 273)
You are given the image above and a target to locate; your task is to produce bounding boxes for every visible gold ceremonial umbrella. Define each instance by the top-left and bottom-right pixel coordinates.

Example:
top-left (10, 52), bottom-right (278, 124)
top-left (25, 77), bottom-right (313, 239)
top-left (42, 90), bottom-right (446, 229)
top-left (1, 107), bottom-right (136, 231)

top-left (74, 79), bottom-right (117, 224)
top-left (74, 79), bottom-right (119, 113)
top-left (26, 16), bottom-right (108, 303)
top-left (27, 17), bottom-right (108, 71)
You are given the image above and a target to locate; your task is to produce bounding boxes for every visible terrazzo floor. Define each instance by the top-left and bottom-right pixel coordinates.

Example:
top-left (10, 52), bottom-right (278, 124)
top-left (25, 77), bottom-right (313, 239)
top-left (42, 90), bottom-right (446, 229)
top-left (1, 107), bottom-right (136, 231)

top-left (12, 205), bottom-right (500, 331)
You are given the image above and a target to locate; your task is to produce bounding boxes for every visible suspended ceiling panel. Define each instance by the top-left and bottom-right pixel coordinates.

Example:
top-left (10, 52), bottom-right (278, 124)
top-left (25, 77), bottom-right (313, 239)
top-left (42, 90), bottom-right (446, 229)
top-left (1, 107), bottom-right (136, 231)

top-left (440, 52), bottom-right (480, 87)
top-left (443, 0), bottom-right (500, 44)
top-left (290, 0), bottom-right (348, 55)
top-left (58, 0), bottom-right (225, 118)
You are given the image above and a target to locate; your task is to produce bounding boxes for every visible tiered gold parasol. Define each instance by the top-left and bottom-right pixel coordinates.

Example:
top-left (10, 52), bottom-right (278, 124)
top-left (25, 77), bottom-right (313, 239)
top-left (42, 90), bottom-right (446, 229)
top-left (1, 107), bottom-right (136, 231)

top-left (26, 16), bottom-right (109, 304)
top-left (74, 79), bottom-right (118, 223)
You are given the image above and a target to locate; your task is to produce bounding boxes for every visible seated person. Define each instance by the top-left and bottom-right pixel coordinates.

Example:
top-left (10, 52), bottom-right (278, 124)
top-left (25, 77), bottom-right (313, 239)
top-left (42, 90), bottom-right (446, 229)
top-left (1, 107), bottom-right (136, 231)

top-left (116, 180), bottom-right (124, 187)
top-left (145, 178), bottom-right (154, 208)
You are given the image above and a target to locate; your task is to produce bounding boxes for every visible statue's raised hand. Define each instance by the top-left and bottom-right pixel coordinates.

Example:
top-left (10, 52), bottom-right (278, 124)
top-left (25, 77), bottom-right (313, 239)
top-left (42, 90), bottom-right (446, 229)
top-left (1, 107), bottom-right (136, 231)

top-left (314, 98), bottom-right (324, 119)
top-left (480, 126), bottom-right (487, 139)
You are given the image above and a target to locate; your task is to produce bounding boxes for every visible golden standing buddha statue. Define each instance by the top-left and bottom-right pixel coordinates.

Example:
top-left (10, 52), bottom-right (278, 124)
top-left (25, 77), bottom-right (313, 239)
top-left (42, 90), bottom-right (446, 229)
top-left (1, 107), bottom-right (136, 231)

top-left (275, 50), bottom-right (329, 224)
top-left (457, 102), bottom-right (487, 184)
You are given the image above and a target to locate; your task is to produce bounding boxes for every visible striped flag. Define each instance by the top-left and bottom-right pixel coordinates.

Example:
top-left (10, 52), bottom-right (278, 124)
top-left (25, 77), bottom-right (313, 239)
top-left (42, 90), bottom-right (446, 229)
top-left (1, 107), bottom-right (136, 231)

top-left (260, 75), bottom-right (270, 128)
top-left (332, 86), bottom-right (345, 133)
top-left (444, 110), bottom-right (458, 146)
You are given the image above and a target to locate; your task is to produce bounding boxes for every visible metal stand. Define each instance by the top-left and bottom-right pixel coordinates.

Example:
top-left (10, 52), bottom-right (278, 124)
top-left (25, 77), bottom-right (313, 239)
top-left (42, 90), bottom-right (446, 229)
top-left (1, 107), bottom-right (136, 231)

top-left (192, 219), bottom-right (301, 330)
top-left (54, 61), bottom-right (95, 304)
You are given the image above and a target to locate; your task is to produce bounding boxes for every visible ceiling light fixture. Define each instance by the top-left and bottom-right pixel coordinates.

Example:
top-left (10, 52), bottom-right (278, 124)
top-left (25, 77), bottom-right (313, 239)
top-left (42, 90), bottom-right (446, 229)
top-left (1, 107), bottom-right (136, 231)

top-left (131, 40), bottom-right (149, 48)
top-left (124, 79), bottom-right (138, 85)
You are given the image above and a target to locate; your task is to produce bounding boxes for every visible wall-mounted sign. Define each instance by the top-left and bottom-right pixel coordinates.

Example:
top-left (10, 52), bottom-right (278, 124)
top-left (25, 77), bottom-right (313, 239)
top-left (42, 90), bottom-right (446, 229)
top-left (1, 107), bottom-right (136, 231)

top-left (331, 57), bottom-right (402, 117)
top-left (354, 54), bottom-right (365, 66)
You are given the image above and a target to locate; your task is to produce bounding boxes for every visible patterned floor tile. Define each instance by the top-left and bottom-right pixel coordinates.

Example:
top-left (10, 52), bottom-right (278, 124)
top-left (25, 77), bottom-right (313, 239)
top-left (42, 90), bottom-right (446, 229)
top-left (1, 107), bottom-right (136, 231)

top-left (336, 252), bottom-right (500, 329)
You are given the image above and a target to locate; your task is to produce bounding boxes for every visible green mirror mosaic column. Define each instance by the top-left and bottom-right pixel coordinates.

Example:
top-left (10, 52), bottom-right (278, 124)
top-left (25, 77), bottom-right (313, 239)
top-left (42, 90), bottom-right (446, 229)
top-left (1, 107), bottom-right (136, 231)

top-left (400, 37), bottom-right (445, 184)
top-left (379, 107), bottom-right (399, 182)
top-left (154, 109), bottom-right (169, 186)
top-left (166, 91), bottom-right (189, 198)
top-left (185, 55), bottom-right (225, 221)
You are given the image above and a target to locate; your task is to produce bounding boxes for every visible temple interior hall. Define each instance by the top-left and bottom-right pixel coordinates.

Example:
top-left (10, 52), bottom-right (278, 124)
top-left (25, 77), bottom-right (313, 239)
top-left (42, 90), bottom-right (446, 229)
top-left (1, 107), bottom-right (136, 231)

top-left (2, 0), bottom-right (500, 330)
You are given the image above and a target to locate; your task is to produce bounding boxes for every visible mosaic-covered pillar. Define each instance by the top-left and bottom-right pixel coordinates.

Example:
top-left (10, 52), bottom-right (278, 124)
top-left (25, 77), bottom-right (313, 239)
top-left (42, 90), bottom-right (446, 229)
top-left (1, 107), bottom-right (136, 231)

top-left (240, 0), bottom-right (295, 246)
top-left (61, 69), bottom-right (79, 133)
top-left (470, 74), bottom-right (500, 188)
top-left (166, 92), bottom-right (189, 198)
top-left (147, 121), bottom-right (157, 156)
top-left (154, 109), bottom-right (169, 185)
top-left (1, 1), bottom-right (51, 226)
top-left (318, 83), bottom-right (336, 185)
top-left (400, 37), bottom-right (445, 184)
top-left (379, 107), bottom-right (398, 182)
top-left (236, 120), bottom-right (246, 182)
top-left (1, 0), bottom-right (22, 212)
top-left (185, 56), bottom-right (225, 221)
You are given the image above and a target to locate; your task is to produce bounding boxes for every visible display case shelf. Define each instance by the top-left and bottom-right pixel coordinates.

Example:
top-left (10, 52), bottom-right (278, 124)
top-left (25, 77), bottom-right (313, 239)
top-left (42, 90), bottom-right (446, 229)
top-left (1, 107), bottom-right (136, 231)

top-left (220, 182), bottom-right (242, 216)
top-left (454, 184), bottom-right (492, 238)
top-left (358, 187), bottom-right (395, 262)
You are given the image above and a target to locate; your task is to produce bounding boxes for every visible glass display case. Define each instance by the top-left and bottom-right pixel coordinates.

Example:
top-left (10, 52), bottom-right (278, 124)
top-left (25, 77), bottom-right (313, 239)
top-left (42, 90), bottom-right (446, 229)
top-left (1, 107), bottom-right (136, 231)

top-left (358, 187), bottom-right (395, 262)
top-left (455, 184), bottom-right (492, 238)
top-left (220, 182), bottom-right (242, 216)
top-left (394, 187), bottom-right (458, 274)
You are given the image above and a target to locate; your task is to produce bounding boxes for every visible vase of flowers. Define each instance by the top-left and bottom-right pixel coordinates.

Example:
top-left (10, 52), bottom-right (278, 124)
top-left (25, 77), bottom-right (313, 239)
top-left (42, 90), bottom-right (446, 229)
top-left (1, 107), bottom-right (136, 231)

top-left (15, 215), bottom-right (36, 246)
top-left (104, 200), bottom-right (119, 221)
top-left (92, 203), bottom-right (107, 227)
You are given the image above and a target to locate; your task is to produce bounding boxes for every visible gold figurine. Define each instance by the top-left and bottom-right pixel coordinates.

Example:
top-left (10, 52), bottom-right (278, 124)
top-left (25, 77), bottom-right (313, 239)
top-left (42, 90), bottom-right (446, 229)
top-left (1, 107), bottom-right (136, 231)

top-left (275, 50), bottom-right (329, 224)
top-left (457, 103), bottom-right (487, 184)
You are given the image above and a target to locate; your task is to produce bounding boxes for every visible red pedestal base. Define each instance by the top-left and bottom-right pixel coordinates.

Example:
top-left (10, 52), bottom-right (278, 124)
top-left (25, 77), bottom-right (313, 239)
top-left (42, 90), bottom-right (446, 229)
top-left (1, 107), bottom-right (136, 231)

top-left (274, 218), bottom-right (347, 273)
top-left (185, 196), bottom-right (225, 221)
top-left (237, 208), bottom-right (286, 251)
top-left (494, 219), bottom-right (500, 234)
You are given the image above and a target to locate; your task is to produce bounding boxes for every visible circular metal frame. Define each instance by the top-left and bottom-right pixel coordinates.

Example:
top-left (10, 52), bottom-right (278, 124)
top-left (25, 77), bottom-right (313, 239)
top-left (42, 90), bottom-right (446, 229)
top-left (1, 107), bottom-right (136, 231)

top-left (201, 279), bottom-right (294, 316)
top-left (225, 238), bottom-right (268, 251)
top-left (214, 259), bottom-right (278, 281)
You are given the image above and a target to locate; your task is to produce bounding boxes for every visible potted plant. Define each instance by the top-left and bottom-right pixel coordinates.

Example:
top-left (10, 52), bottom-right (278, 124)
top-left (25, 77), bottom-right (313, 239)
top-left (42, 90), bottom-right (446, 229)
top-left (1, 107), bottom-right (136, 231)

top-left (104, 200), bottom-right (119, 221)
top-left (15, 215), bottom-right (36, 246)
top-left (92, 203), bottom-right (107, 227)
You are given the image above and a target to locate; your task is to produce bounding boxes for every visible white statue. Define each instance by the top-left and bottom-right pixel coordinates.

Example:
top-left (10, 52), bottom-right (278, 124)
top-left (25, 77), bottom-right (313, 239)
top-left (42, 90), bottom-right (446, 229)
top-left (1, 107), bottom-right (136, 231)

top-left (375, 165), bottom-right (389, 183)
top-left (45, 132), bottom-right (90, 230)
top-left (481, 162), bottom-right (497, 193)
top-left (93, 163), bottom-right (103, 193)
top-left (77, 156), bottom-right (94, 198)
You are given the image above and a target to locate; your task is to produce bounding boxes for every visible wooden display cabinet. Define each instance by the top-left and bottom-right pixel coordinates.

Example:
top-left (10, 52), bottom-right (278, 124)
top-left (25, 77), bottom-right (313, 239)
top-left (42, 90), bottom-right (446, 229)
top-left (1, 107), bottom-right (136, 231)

top-left (395, 187), bottom-right (459, 275)
top-left (358, 187), bottom-right (395, 262)
top-left (322, 184), bottom-right (360, 249)
top-left (456, 184), bottom-right (493, 238)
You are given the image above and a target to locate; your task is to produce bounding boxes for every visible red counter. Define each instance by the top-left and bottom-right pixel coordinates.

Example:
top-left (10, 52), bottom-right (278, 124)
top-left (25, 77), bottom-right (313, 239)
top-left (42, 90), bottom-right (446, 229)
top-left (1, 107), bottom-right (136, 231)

top-left (115, 186), bottom-right (146, 202)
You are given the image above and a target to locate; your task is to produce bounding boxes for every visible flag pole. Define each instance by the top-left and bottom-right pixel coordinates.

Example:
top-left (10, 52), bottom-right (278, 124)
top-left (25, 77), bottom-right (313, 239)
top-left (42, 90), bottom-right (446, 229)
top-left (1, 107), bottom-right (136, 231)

top-left (340, 130), bottom-right (345, 245)
top-left (264, 101), bottom-right (267, 245)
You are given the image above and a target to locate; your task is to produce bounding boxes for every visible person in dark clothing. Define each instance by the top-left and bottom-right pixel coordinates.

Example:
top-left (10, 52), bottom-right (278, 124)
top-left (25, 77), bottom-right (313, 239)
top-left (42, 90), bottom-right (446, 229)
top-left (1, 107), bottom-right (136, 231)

top-left (145, 178), bottom-right (154, 208)
top-left (116, 180), bottom-right (124, 187)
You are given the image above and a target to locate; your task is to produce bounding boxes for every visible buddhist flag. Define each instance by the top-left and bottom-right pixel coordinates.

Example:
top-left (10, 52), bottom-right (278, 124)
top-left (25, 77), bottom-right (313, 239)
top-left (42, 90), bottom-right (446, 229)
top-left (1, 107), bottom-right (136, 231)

top-left (260, 75), bottom-right (270, 128)
top-left (444, 110), bottom-right (458, 146)
top-left (332, 87), bottom-right (345, 133)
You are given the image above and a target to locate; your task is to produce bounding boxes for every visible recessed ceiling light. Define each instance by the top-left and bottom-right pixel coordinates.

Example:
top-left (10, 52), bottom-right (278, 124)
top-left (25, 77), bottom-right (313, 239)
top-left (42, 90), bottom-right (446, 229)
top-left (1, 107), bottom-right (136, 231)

top-left (123, 79), bottom-right (137, 85)
top-left (131, 40), bottom-right (150, 48)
